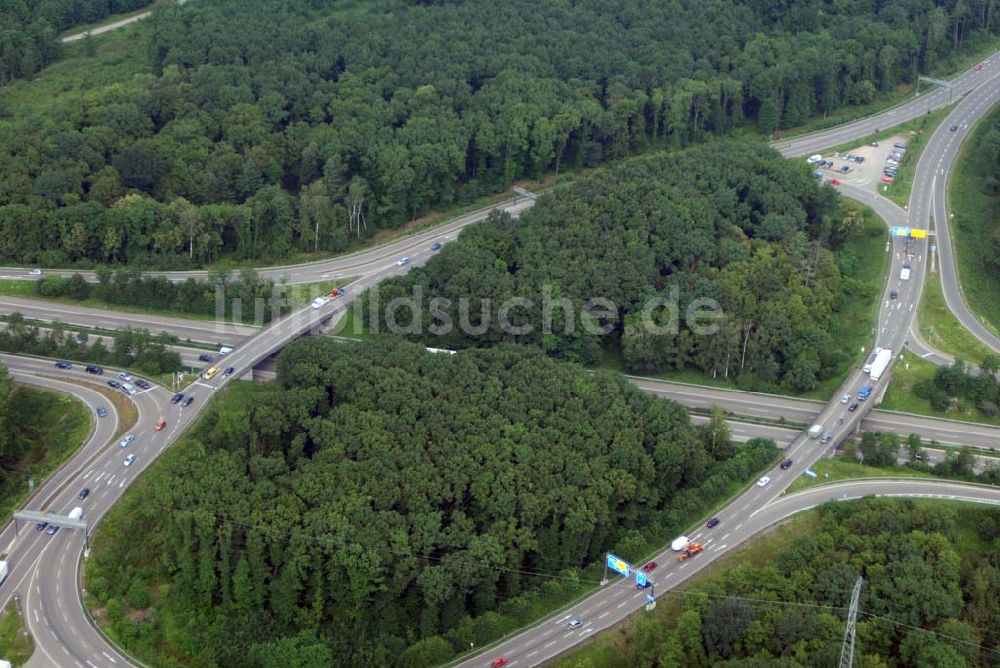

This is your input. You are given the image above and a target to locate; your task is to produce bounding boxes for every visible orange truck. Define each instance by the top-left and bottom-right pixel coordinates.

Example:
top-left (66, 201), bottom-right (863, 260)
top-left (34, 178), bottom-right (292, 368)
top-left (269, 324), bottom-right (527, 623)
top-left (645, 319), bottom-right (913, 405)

top-left (677, 542), bottom-right (704, 562)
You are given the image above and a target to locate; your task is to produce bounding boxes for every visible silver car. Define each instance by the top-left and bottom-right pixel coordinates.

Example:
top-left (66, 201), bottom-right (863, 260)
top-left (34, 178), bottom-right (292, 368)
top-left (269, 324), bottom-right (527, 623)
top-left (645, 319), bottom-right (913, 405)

top-left (567, 619), bottom-right (583, 629)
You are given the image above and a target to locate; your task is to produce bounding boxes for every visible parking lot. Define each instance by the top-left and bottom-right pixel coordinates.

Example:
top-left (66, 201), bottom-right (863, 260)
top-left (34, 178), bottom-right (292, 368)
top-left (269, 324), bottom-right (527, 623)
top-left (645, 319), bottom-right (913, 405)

top-left (807, 134), bottom-right (911, 193)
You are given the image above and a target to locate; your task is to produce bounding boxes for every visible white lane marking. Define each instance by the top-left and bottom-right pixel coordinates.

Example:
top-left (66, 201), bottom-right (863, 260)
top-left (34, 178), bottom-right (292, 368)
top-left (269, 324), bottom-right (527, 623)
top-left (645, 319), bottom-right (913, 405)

top-left (544, 641), bottom-right (557, 649)
top-left (33, 608), bottom-right (38, 623)
top-left (599, 611), bottom-right (610, 619)
top-left (734, 523), bottom-right (743, 531)
top-left (87, 661), bottom-right (98, 668)
top-left (617, 601), bottom-right (628, 609)
top-left (102, 651), bottom-right (118, 663)
top-left (555, 614), bottom-right (570, 625)
top-left (527, 651), bottom-right (537, 658)
top-left (718, 544), bottom-right (728, 551)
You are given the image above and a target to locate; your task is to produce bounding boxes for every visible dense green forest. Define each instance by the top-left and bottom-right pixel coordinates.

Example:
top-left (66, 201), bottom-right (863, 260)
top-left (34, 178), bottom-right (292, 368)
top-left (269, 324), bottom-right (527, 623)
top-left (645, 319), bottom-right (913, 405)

top-left (0, 312), bottom-right (181, 374)
top-left (554, 498), bottom-right (1000, 667)
top-left (34, 267), bottom-right (303, 323)
top-left (368, 142), bottom-right (867, 391)
top-left (0, 0), bottom-right (152, 82)
top-left (85, 337), bottom-right (777, 666)
top-left (1, 0), bottom-right (995, 267)
top-left (917, 357), bottom-right (1000, 417)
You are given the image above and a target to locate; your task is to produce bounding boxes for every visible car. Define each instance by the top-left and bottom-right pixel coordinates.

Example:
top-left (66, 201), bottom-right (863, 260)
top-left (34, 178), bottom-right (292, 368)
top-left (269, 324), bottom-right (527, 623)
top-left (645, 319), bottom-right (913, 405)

top-left (829, 178), bottom-right (841, 186)
top-left (886, 159), bottom-right (899, 166)
top-left (182, 396), bottom-right (194, 407)
top-left (431, 242), bottom-right (443, 251)
top-left (840, 394), bottom-right (850, 404)
top-left (950, 125), bottom-right (958, 132)
top-left (85, 365), bottom-right (103, 374)
top-left (756, 476), bottom-right (771, 487)
top-left (780, 459), bottom-right (793, 470)
top-left (171, 393), bottom-right (184, 404)
top-left (975, 62), bottom-right (983, 71)
top-left (123, 454), bottom-right (136, 467)
top-left (567, 619), bottom-right (583, 629)
top-left (55, 360), bottom-right (72, 369)
top-left (46, 525), bottom-right (58, 535)
top-left (134, 379), bottom-right (150, 390)
top-left (840, 165), bottom-right (850, 173)
top-left (311, 296), bottom-right (329, 309)
top-left (36, 521), bottom-right (47, 531)
top-left (198, 353), bottom-right (214, 363)
top-left (491, 658), bottom-right (508, 668)
top-left (642, 561), bottom-right (657, 573)
top-left (893, 142), bottom-right (907, 149)
top-left (396, 257), bottom-right (410, 266)
top-left (848, 402), bottom-right (859, 412)
top-left (881, 175), bottom-right (895, 183)
top-left (821, 433), bottom-right (833, 444)
top-left (870, 141), bottom-right (879, 147)
top-left (635, 580), bottom-right (651, 589)
top-left (884, 168), bottom-right (898, 176)
top-left (79, 488), bottom-right (90, 499)
top-left (96, 406), bottom-right (107, 417)
top-left (203, 367), bottom-right (218, 381)
top-left (706, 517), bottom-right (720, 528)
top-left (118, 372), bottom-right (130, 380)
top-left (119, 435), bottom-right (135, 448)
top-left (890, 290), bottom-right (898, 299)
top-left (155, 418), bottom-right (166, 431)
top-left (107, 379), bottom-right (120, 389)
top-left (28, 268), bottom-right (42, 276)
top-left (224, 367), bottom-right (235, 376)
top-left (853, 156), bottom-right (865, 163)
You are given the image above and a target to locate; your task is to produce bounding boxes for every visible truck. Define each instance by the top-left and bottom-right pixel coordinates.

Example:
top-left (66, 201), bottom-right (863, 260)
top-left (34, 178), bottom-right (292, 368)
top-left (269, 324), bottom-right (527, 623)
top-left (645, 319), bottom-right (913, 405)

top-left (858, 385), bottom-right (873, 401)
top-left (0, 560), bottom-right (7, 586)
top-left (677, 542), bottom-right (704, 562)
top-left (869, 348), bottom-right (893, 382)
top-left (900, 266), bottom-right (911, 280)
top-left (863, 347), bottom-right (883, 373)
top-left (68, 506), bottom-right (84, 520)
top-left (219, 345), bottom-right (233, 356)
top-left (670, 535), bottom-right (690, 552)
top-left (808, 424), bottom-right (823, 439)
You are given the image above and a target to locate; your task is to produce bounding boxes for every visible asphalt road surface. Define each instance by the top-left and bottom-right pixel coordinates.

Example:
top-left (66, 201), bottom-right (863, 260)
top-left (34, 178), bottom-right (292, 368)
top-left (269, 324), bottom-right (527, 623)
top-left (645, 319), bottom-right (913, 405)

top-left (455, 478), bottom-right (1000, 668)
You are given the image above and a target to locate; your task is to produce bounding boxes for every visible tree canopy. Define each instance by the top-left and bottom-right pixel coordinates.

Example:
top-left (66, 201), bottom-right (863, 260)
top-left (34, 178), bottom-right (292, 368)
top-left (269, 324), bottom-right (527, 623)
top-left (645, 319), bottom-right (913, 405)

top-left (368, 142), bottom-right (855, 392)
top-left (85, 337), bottom-right (778, 666)
top-left (0, 0), bottom-right (994, 266)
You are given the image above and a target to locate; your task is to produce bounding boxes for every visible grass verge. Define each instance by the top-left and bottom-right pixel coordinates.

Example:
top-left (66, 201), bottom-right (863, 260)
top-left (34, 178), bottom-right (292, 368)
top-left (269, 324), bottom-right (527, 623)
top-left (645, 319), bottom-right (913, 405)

top-left (0, 386), bottom-right (91, 527)
top-left (948, 104), bottom-right (1000, 336)
top-left (882, 354), bottom-right (1000, 426)
top-left (0, 600), bottom-right (34, 666)
top-left (914, 272), bottom-right (994, 363)
top-left (784, 458), bottom-right (933, 493)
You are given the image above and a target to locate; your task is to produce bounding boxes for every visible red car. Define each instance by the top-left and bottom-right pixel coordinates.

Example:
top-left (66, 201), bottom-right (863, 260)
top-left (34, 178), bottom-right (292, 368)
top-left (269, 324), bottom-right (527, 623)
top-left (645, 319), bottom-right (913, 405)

top-left (491, 658), bottom-right (508, 668)
top-left (975, 62), bottom-right (983, 71)
top-left (881, 175), bottom-right (895, 183)
top-left (828, 178), bottom-right (841, 186)
top-left (642, 561), bottom-right (657, 573)
top-left (155, 418), bottom-right (166, 431)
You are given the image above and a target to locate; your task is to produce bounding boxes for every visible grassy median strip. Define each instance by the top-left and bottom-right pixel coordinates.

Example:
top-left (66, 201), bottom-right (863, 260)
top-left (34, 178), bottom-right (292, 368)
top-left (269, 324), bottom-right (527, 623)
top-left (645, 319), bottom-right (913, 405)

top-left (0, 600), bottom-right (34, 666)
top-left (914, 272), bottom-right (995, 363)
top-left (948, 104), bottom-right (1000, 337)
top-left (0, 386), bottom-right (91, 527)
top-left (882, 355), bottom-right (1000, 426)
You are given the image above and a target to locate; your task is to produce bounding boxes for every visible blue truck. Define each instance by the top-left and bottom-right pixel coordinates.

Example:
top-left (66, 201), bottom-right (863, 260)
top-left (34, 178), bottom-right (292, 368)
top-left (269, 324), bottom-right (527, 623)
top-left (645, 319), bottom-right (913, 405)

top-left (858, 385), bottom-right (873, 401)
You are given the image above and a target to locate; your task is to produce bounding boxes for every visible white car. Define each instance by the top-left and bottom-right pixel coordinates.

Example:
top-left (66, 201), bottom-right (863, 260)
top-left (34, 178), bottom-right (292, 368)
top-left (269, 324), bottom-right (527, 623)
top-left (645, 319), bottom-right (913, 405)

top-left (396, 257), bottom-right (410, 266)
top-left (756, 476), bottom-right (771, 488)
top-left (840, 394), bottom-right (851, 404)
top-left (311, 296), bottom-right (329, 309)
top-left (123, 454), bottom-right (136, 467)
top-left (28, 268), bottom-right (41, 276)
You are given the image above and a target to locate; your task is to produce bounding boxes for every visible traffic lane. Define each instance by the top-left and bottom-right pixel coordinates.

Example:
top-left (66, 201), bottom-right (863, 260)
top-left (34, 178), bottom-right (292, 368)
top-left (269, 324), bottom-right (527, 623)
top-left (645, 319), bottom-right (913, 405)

top-left (0, 295), bottom-right (255, 342)
top-left (461, 478), bottom-right (1000, 668)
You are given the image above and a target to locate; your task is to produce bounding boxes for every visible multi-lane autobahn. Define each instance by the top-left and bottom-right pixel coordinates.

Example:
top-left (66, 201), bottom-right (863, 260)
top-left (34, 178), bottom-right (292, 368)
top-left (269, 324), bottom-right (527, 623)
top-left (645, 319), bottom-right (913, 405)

top-left (0, 50), bottom-right (996, 668)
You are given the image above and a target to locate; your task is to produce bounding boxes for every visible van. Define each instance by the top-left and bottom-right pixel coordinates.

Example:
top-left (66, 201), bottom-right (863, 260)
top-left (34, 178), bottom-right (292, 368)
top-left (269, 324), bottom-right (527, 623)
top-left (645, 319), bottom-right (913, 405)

top-left (670, 536), bottom-right (690, 552)
top-left (68, 507), bottom-right (83, 521)
top-left (219, 346), bottom-right (233, 356)
top-left (121, 382), bottom-right (137, 395)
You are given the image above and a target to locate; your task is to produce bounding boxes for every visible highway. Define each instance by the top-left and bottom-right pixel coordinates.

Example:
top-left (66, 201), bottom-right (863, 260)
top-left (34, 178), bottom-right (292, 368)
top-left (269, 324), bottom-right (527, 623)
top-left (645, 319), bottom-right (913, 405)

top-left (456, 478), bottom-right (1000, 668)
top-left (913, 70), bottom-right (1000, 354)
top-left (0, 354), bottom-right (211, 668)
top-left (0, 42), bottom-right (994, 668)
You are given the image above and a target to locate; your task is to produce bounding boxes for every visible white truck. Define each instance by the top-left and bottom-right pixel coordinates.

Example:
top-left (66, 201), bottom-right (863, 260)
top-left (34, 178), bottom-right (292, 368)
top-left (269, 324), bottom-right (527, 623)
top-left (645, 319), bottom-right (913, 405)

top-left (808, 424), bottom-right (823, 439)
top-left (68, 507), bottom-right (84, 520)
top-left (863, 347), bottom-right (883, 373)
top-left (0, 560), bottom-right (7, 586)
top-left (900, 267), bottom-right (911, 280)
top-left (869, 348), bottom-right (893, 382)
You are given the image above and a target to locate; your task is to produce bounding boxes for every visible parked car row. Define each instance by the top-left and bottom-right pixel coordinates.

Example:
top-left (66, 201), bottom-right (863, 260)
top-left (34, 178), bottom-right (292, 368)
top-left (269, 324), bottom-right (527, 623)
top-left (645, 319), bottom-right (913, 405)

top-left (882, 142), bottom-right (906, 183)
